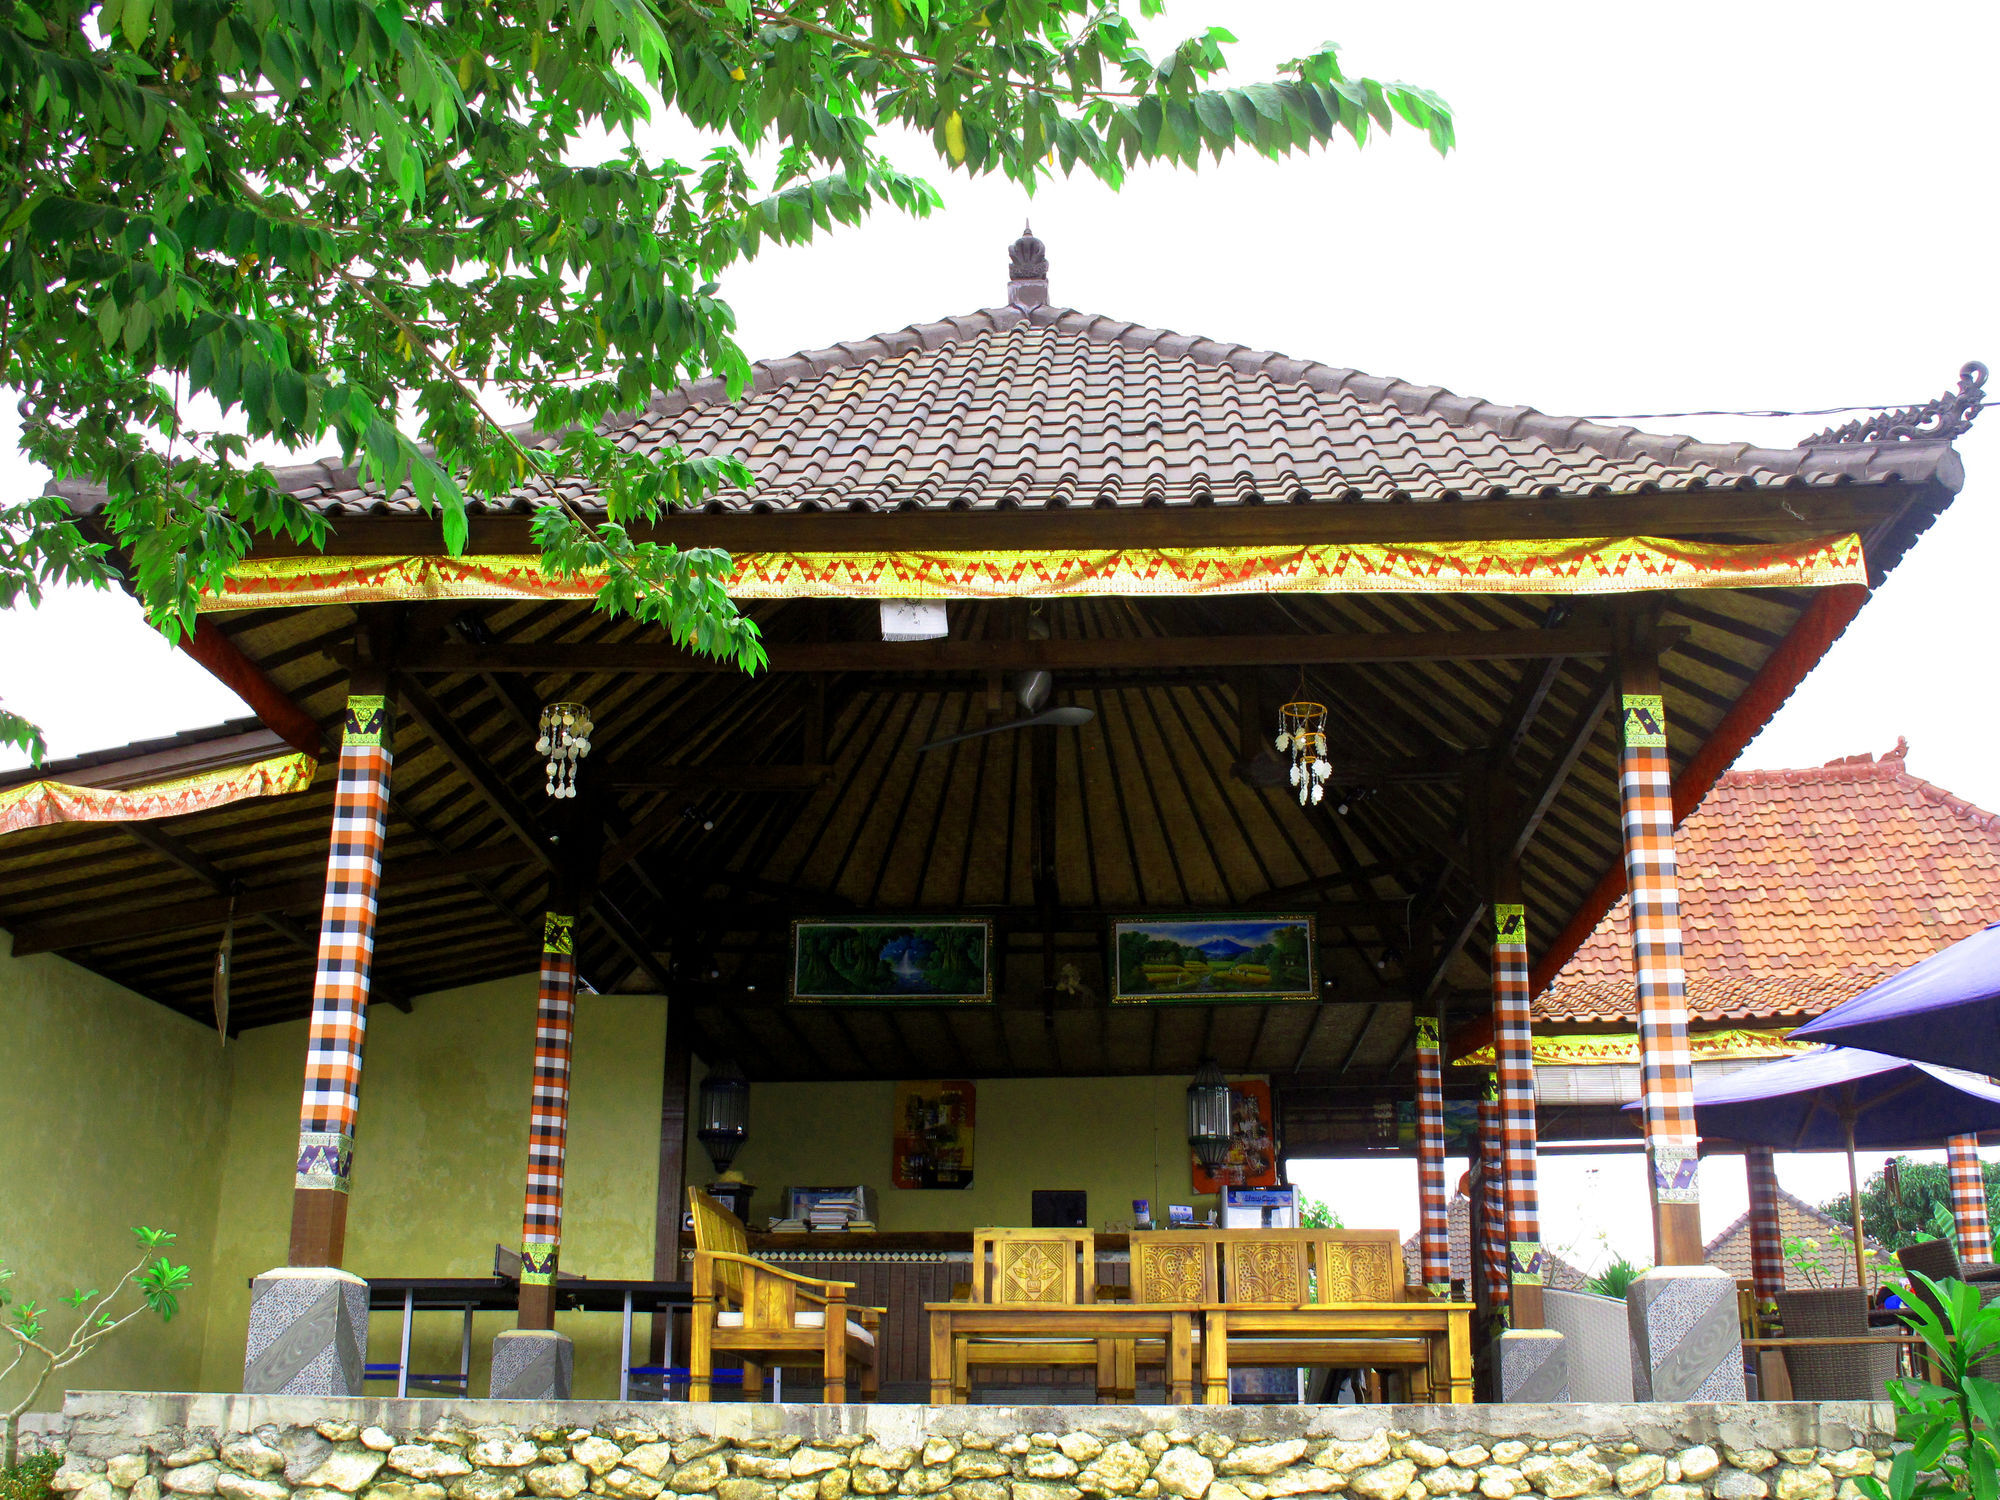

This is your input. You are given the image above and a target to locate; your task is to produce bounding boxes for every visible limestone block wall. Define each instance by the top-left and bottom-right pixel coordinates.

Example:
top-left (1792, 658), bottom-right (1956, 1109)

top-left (47, 1394), bottom-right (1894, 1500)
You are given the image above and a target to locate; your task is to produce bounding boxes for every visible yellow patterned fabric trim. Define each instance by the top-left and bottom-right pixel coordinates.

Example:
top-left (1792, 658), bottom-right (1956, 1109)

top-left (1456, 1027), bottom-right (1811, 1068)
top-left (0, 752), bottom-right (319, 838)
top-left (198, 534), bottom-right (1867, 610)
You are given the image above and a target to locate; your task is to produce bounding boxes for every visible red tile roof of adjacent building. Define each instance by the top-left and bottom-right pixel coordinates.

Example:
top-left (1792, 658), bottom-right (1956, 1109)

top-left (1703, 1188), bottom-right (1888, 1292)
top-left (1538, 739), bottom-right (2000, 1025)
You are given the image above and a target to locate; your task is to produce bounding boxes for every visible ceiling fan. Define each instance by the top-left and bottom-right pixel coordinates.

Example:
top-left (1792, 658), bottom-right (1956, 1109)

top-left (919, 668), bottom-right (1094, 752)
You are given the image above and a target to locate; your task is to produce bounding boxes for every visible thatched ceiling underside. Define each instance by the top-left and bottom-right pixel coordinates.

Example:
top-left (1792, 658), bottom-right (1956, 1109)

top-left (0, 577), bottom-right (1850, 1087)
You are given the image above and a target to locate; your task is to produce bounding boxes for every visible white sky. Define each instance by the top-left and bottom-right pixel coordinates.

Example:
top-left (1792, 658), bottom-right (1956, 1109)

top-left (3, 2), bottom-right (1996, 1257)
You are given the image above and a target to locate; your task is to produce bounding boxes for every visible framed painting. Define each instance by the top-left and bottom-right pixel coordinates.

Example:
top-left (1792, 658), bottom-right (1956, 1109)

top-left (892, 1080), bottom-right (976, 1189)
top-left (1108, 914), bottom-right (1316, 1003)
top-left (789, 918), bottom-right (994, 1004)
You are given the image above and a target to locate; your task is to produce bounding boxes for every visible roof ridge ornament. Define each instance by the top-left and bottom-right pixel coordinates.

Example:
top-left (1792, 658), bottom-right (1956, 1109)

top-left (1007, 221), bottom-right (1048, 309)
top-left (1803, 360), bottom-right (1988, 445)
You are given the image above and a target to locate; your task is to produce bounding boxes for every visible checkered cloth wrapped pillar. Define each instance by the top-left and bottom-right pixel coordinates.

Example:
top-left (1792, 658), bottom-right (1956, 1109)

top-left (1414, 1014), bottom-right (1450, 1296)
top-left (1949, 1134), bottom-right (1992, 1264)
top-left (1619, 692), bottom-right (1700, 1213)
top-left (1745, 1147), bottom-right (1785, 1301)
top-left (1478, 1085), bottom-right (1509, 1306)
top-left (1492, 902), bottom-right (1542, 1289)
top-left (295, 693), bottom-right (392, 1200)
top-left (520, 913), bottom-right (579, 1285)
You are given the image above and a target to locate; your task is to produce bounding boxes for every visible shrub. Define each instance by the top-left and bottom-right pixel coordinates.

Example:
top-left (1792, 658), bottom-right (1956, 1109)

top-left (0, 1454), bottom-right (59, 1500)
top-left (1585, 1255), bottom-right (1648, 1299)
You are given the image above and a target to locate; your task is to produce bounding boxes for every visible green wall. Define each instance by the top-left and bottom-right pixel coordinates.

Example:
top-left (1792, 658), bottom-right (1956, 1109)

top-left (194, 975), bottom-right (668, 1397)
top-left (693, 1068), bottom-right (1228, 1230)
top-left (0, 934), bottom-right (232, 1413)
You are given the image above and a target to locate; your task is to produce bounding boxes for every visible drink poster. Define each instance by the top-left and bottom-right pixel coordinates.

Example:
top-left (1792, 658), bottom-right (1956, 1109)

top-left (1191, 1078), bottom-right (1280, 1193)
top-left (893, 1080), bottom-right (976, 1189)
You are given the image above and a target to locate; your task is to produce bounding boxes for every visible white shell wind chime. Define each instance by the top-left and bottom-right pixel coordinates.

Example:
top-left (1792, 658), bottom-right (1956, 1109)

top-left (1275, 700), bottom-right (1332, 807)
top-left (538, 701), bottom-right (594, 798)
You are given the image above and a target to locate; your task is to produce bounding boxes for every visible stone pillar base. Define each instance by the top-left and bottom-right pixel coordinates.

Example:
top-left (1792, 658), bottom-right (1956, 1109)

top-left (243, 1267), bottom-right (368, 1395)
top-left (491, 1329), bottom-right (574, 1400)
top-left (1627, 1264), bottom-right (1747, 1400)
top-left (1491, 1327), bottom-right (1568, 1401)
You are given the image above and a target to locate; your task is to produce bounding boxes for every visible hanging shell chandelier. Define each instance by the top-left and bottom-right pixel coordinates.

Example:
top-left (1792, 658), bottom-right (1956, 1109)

top-left (1274, 700), bottom-right (1331, 806)
top-left (538, 701), bottom-right (595, 799)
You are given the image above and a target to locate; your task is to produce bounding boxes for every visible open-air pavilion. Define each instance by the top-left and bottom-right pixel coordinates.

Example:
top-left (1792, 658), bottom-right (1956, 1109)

top-left (0, 233), bottom-right (1983, 1408)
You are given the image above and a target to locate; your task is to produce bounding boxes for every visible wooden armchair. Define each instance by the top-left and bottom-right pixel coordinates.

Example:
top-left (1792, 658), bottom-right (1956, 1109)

top-left (687, 1187), bottom-right (882, 1402)
top-left (950, 1228), bottom-right (1124, 1400)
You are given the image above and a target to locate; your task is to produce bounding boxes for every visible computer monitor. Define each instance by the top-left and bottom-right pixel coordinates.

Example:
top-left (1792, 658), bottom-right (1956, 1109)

top-left (1031, 1190), bottom-right (1087, 1228)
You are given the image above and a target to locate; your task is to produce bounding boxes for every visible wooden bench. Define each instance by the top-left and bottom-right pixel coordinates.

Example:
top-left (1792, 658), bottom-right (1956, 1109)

top-left (947, 1228), bottom-right (1133, 1401)
top-left (687, 1187), bottom-right (883, 1402)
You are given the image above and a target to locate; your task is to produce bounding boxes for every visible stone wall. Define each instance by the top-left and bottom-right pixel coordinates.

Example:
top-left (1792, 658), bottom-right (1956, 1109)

top-left (47, 1395), bottom-right (1894, 1500)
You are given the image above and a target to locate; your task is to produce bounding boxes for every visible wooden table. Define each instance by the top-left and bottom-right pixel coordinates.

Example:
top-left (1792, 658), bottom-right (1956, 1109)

top-left (1201, 1302), bottom-right (1475, 1405)
top-left (926, 1302), bottom-right (1197, 1404)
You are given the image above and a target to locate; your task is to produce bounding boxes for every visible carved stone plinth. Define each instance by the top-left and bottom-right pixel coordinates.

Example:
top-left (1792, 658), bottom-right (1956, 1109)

top-left (1492, 1327), bottom-right (1569, 1401)
top-left (490, 1329), bottom-right (574, 1400)
top-left (1627, 1265), bottom-right (1746, 1400)
top-left (242, 1267), bottom-right (367, 1395)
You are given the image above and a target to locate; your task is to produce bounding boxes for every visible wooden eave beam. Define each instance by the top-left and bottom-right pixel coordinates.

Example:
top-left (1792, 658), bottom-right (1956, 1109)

top-left (396, 678), bottom-right (555, 871)
top-left (5, 842), bottom-right (529, 954)
top-left (388, 624), bottom-right (1684, 678)
top-left (239, 487), bottom-right (1904, 559)
top-left (609, 764), bottom-right (835, 792)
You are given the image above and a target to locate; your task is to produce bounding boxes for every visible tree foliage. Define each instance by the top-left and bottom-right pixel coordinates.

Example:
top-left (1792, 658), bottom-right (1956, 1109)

top-left (0, 0), bottom-right (1452, 758)
top-left (1824, 1155), bottom-right (2000, 1254)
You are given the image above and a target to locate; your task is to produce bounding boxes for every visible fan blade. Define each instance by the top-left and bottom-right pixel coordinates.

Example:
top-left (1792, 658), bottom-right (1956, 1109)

top-left (918, 704), bottom-right (1095, 753)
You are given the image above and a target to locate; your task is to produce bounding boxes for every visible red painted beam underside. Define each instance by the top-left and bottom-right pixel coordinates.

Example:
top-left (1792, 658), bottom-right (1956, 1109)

top-left (179, 619), bottom-right (326, 758)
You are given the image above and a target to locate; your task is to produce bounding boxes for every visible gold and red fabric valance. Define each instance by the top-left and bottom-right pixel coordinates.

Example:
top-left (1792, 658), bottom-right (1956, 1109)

top-left (1454, 1027), bottom-right (1812, 1069)
top-left (199, 534), bottom-right (1867, 611)
top-left (0, 751), bottom-right (318, 838)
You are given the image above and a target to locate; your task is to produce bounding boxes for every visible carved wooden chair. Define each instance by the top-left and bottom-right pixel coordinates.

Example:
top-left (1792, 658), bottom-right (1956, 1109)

top-left (950, 1228), bottom-right (1125, 1400)
top-left (1199, 1229), bottom-right (1449, 1404)
top-left (686, 1187), bottom-right (882, 1402)
top-left (1124, 1230), bottom-right (1220, 1393)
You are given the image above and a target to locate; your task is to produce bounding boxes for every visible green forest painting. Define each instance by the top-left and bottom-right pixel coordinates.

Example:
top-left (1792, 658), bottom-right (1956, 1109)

top-left (790, 919), bottom-right (993, 1004)
top-left (1110, 915), bottom-right (1316, 1003)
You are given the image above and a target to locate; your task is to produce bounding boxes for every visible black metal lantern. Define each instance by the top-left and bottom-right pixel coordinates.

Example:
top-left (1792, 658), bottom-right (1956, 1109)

top-left (1187, 1059), bottom-right (1233, 1170)
top-left (697, 1061), bottom-right (750, 1174)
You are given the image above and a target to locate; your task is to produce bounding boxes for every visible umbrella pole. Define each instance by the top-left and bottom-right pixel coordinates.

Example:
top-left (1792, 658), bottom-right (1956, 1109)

top-left (1845, 1117), bottom-right (1868, 1291)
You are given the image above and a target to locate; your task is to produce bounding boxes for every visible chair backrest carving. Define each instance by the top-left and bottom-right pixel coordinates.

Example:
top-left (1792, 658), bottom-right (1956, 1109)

top-left (971, 1228), bottom-right (1094, 1304)
top-left (1221, 1231), bottom-right (1310, 1305)
top-left (1311, 1230), bottom-right (1405, 1303)
top-left (1130, 1231), bottom-right (1220, 1303)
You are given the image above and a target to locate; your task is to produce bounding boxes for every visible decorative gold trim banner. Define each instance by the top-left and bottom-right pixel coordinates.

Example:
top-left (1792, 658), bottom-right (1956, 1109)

top-left (198, 534), bottom-right (1868, 611)
top-left (1456, 1027), bottom-right (1811, 1068)
top-left (0, 752), bottom-right (318, 838)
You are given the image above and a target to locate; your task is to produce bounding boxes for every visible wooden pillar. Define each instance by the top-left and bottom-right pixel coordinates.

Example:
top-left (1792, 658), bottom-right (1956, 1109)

top-left (650, 1020), bottom-right (694, 1364)
top-left (288, 674), bottom-right (393, 1267)
top-left (1617, 623), bottom-right (1704, 1266)
top-left (1476, 1082), bottom-right (1509, 1308)
top-left (1949, 1135), bottom-right (1993, 1264)
top-left (1490, 867), bottom-right (1544, 1326)
top-left (515, 907), bottom-right (579, 1329)
top-left (1745, 1148), bottom-right (1785, 1301)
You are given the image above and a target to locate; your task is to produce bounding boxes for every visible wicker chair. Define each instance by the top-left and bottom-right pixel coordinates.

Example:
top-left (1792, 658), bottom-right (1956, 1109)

top-left (1773, 1287), bottom-right (1897, 1400)
top-left (1897, 1240), bottom-right (2000, 1379)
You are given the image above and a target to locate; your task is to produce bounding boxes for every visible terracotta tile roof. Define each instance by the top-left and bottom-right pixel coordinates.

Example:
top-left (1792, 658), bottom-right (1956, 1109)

top-left (1703, 1188), bottom-right (1888, 1292)
top-left (1401, 1192), bottom-right (1589, 1292)
top-left (51, 302), bottom-right (1963, 521)
top-left (1539, 739), bottom-right (2000, 1025)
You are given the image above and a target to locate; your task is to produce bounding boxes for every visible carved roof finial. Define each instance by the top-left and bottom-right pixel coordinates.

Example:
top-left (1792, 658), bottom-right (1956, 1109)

top-left (1008, 222), bottom-right (1048, 308)
top-left (1804, 361), bottom-right (1988, 446)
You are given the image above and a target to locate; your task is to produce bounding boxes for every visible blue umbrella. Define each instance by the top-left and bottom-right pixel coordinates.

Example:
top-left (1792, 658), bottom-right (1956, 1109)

top-left (1625, 1045), bottom-right (2000, 1284)
top-left (1791, 920), bottom-right (2000, 1076)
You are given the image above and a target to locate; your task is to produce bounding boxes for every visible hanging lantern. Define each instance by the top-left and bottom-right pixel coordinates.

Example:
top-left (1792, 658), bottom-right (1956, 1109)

top-left (1187, 1059), bottom-right (1233, 1170)
top-left (697, 1060), bottom-right (751, 1174)
top-left (537, 701), bottom-right (594, 799)
top-left (1274, 700), bottom-right (1331, 807)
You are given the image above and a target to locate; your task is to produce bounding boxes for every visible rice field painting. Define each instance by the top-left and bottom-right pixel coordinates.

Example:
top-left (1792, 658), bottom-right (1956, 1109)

top-left (790, 918), bottom-right (994, 1004)
top-left (1109, 915), bottom-right (1316, 1004)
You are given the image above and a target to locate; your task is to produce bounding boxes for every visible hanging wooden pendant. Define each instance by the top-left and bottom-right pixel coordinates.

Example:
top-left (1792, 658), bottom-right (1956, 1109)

top-left (212, 893), bottom-right (236, 1041)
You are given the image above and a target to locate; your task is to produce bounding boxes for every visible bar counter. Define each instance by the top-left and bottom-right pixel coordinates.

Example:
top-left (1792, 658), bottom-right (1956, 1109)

top-left (748, 1230), bottom-right (1134, 1253)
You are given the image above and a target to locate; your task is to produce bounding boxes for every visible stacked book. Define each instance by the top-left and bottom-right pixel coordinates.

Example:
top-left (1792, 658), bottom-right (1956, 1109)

top-left (807, 1191), bottom-right (864, 1231)
top-left (767, 1217), bottom-right (807, 1234)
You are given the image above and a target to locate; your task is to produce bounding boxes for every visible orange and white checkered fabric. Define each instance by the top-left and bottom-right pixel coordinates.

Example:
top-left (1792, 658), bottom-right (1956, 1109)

top-left (519, 913), bottom-right (578, 1285)
top-left (1493, 903), bottom-right (1543, 1286)
top-left (1745, 1148), bottom-right (1785, 1300)
top-left (295, 695), bottom-right (392, 1192)
top-left (1477, 1087), bottom-right (1509, 1306)
top-left (1619, 693), bottom-right (1700, 1207)
top-left (1949, 1134), bottom-right (1992, 1264)
top-left (1414, 1015), bottom-right (1450, 1296)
